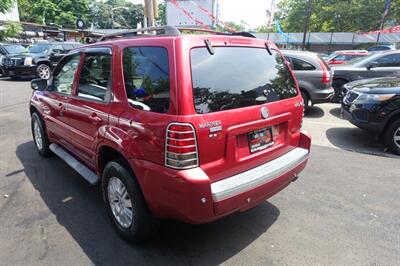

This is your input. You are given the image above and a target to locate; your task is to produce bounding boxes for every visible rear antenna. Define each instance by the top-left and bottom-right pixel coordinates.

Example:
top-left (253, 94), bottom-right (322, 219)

top-left (205, 39), bottom-right (215, 55)
top-left (265, 42), bottom-right (272, 55)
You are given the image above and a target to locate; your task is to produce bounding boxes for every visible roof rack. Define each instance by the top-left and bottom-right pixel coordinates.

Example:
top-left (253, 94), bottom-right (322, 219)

top-left (98, 26), bottom-right (181, 41)
top-left (98, 25), bottom-right (256, 41)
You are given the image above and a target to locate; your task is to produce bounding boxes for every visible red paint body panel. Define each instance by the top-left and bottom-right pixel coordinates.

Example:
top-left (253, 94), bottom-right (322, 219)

top-left (30, 34), bottom-right (311, 224)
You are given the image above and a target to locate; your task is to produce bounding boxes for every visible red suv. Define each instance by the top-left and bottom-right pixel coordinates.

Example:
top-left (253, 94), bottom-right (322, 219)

top-left (29, 26), bottom-right (311, 242)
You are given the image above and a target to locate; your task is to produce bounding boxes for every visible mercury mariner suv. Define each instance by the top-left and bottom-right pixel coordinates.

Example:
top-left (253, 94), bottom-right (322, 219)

top-left (29, 26), bottom-right (311, 242)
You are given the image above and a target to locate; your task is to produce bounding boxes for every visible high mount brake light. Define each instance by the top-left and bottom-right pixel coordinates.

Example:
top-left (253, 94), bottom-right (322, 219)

top-left (165, 123), bottom-right (199, 169)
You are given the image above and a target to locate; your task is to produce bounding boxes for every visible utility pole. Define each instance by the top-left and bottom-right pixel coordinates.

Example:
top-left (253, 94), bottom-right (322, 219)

top-left (302, 0), bottom-right (312, 50)
top-left (144, 0), bottom-right (157, 27)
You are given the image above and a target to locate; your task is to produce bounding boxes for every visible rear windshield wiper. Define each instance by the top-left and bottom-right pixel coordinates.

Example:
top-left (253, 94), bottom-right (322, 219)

top-left (205, 39), bottom-right (215, 55)
top-left (265, 42), bottom-right (272, 55)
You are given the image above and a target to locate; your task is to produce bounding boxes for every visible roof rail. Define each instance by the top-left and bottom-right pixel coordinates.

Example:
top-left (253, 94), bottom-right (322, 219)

top-left (98, 25), bottom-right (256, 42)
top-left (98, 25), bottom-right (181, 41)
top-left (176, 27), bottom-right (256, 38)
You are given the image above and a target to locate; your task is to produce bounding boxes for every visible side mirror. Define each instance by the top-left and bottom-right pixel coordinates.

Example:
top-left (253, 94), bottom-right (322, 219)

top-left (367, 61), bottom-right (378, 70)
top-left (31, 78), bottom-right (47, 91)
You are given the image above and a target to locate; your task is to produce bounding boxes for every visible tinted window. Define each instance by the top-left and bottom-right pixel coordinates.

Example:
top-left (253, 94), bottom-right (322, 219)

top-left (123, 47), bottom-right (170, 113)
top-left (28, 44), bottom-right (51, 54)
top-left (63, 44), bottom-right (74, 52)
top-left (191, 47), bottom-right (297, 114)
top-left (52, 44), bottom-right (64, 54)
top-left (375, 54), bottom-right (400, 67)
top-left (3, 44), bottom-right (24, 54)
top-left (290, 57), bottom-right (316, 70)
top-left (77, 54), bottom-right (112, 101)
top-left (52, 54), bottom-right (80, 94)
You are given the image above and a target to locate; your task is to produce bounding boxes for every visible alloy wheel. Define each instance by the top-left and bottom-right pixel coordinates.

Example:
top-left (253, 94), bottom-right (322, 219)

top-left (107, 177), bottom-right (133, 228)
top-left (38, 65), bottom-right (51, 79)
top-left (394, 127), bottom-right (400, 149)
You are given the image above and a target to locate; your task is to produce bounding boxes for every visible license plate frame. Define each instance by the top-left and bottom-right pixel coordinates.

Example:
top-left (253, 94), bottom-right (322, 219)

top-left (248, 127), bottom-right (273, 153)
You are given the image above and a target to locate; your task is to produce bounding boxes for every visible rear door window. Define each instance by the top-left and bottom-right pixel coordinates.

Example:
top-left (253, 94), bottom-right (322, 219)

top-left (123, 47), bottom-right (170, 113)
top-left (191, 47), bottom-right (298, 114)
top-left (289, 57), bottom-right (316, 70)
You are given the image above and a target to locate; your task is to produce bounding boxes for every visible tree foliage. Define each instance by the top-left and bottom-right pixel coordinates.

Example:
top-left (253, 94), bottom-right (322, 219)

top-left (0, 0), bottom-right (14, 14)
top-left (18, 0), bottom-right (90, 27)
top-left (0, 22), bottom-right (22, 41)
top-left (276, 0), bottom-right (400, 32)
top-left (18, 0), bottom-right (147, 29)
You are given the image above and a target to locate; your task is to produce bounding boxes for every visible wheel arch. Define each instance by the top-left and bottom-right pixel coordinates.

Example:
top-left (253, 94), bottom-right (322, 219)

top-left (381, 111), bottom-right (400, 136)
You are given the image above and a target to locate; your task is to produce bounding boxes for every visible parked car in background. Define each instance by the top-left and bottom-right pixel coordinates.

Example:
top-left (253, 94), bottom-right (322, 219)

top-left (341, 77), bottom-right (400, 155)
top-left (29, 26), bottom-right (311, 242)
top-left (1, 42), bottom-right (81, 80)
top-left (331, 50), bottom-right (400, 101)
top-left (367, 45), bottom-right (395, 52)
top-left (326, 50), bottom-right (368, 66)
top-left (282, 50), bottom-right (334, 109)
top-left (0, 43), bottom-right (25, 76)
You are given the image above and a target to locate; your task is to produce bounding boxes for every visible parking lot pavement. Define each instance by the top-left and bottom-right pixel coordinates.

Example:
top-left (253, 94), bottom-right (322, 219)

top-left (0, 78), bottom-right (399, 266)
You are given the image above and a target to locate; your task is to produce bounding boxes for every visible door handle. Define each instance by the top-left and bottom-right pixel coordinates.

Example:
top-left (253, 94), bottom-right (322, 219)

top-left (89, 113), bottom-right (103, 124)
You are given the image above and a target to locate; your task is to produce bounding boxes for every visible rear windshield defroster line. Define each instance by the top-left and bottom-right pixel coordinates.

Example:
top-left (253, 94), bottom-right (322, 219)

top-left (191, 47), bottom-right (298, 114)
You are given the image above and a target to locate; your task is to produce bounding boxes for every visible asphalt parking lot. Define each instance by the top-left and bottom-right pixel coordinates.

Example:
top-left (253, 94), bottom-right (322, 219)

top-left (0, 78), bottom-right (399, 266)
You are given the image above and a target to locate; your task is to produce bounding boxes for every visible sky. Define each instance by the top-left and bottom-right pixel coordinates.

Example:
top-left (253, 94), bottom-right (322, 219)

top-left (128, 0), bottom-right (275, 28)
top-left (219, 0), bottom-right (274, 28)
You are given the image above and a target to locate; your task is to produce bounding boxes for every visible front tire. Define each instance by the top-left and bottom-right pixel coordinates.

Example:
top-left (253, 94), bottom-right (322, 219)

top-left (384, 119), bottom-right (400, 155)
top-left (332, 79), bottom-right (348, 102)
top-left (31, 112), bottom-right (51, 157)
top-left (102, 161), bottom-right (160, 243)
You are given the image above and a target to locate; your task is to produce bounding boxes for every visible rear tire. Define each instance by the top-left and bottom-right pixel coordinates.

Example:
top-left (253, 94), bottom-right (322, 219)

top-left (102, 161), bottom-right (160, 243)
top-left (36, 64), bottom-right (51, 80)
top-left (301, 91), bottom-right (310, 111)
top-left (384, 119), bottom-right (400, 155)
top-left (31, 112), bottom-right (51, 157)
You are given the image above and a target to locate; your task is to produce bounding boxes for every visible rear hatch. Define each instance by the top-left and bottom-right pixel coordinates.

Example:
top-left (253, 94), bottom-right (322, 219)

top-left (181, 45), bottom-right (303, 183)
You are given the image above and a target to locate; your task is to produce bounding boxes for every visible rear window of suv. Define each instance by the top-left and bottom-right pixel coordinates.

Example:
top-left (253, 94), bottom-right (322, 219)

top-left (191, 47), bottom-right (298, 114)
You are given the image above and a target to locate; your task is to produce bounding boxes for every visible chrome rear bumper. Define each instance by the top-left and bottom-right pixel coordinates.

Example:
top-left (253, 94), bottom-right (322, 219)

top-left (211, 147), bottom-right (309, 202)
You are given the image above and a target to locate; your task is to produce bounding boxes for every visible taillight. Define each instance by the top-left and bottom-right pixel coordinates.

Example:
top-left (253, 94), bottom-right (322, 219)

top-left (318, 60), bottom-right (331, 85)
top-left (165, 123), bottom-right (198, 169)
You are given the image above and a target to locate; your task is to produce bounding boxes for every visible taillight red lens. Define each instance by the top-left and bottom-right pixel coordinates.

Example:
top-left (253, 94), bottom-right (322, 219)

top-left (318, 59), bottom-right (331, 85)
top-left (165, 123), bottom-right (198, 169)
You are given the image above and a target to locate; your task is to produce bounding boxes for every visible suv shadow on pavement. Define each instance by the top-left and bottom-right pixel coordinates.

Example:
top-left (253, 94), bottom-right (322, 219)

top-left (325, 127), bottom-right (399, 158)
top-left (16, 141), bottom-right (280, 265)
top-left (304, 106), bottom-right (325, 118)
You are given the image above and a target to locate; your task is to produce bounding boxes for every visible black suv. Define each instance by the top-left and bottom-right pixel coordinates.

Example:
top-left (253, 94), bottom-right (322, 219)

top-left (341, 77), bottom-right (400, 155)
top-left (332, 50), bottom-right (400, 100)
top-left (0, 43), bottom-right (25, 76)
top-left (1, 42), bottom-right (81, 79)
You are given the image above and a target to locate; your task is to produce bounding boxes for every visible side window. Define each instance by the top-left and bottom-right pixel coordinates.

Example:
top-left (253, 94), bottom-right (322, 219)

top-left (63, 44), bottom-right (74, 52)
top-left (123, 47), bottom-right (170, 113)
top-left (52, 44), bottom-right (64, 54)
top-left (375, 54), bottom-right (400, 67)
top-left (52, 54), bottom-right (80, 94)
top-left (77, 53), bottom-right (112, 101)
top-left (291, 57), bottom-right (316, 70)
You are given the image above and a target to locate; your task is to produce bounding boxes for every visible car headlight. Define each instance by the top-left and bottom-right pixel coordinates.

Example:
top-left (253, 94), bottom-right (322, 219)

top-left (24, 57), bottom-right (33, 66)
top-left (356, 93), bottom-right (395, 102)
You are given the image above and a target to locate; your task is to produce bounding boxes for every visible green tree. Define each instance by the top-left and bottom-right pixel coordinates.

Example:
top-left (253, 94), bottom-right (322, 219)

top-left (91, 1), bottom-right (144, 29)
top-left (0, 0), bottom-right (14, 14)
top-left (157, 1), bottom-right (166, 25)
top-left (19, 0), bottom-right (90, 28)
top-left (0, 22), bottom-right (22, 41)
top-left (276, 0), bottom-right (400, 32)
